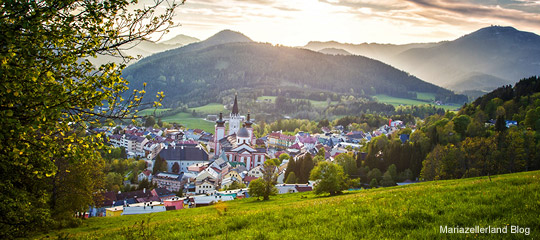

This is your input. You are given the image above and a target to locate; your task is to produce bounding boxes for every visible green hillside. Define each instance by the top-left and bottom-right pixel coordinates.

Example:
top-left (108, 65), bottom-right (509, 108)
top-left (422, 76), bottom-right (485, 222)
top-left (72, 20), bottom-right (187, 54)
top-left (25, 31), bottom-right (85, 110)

top-left (123, 31), bottom-right (467, 108)
top-left (42, 171), bottom-right (540, 239)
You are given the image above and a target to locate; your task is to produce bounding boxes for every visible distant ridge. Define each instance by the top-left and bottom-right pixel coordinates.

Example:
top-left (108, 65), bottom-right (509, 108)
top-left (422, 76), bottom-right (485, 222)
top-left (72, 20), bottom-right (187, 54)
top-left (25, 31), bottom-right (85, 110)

top-left (318, 48), bottom-right (352, 56)
top-left (392, 26), bottom-right (540, 93)
top-left (123, 30), bottom-right (466, 107)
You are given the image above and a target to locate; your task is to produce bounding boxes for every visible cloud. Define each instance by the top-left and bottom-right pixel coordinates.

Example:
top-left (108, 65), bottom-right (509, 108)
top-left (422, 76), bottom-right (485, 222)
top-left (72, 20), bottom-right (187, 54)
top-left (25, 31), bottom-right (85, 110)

top-left (405, 0), bottom-right (540, 28)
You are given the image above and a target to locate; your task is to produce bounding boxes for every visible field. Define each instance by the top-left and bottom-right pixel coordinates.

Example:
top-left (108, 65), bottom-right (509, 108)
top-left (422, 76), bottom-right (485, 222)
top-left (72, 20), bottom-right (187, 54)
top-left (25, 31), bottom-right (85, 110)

top-left (161, 112), bottom-right (215, 132)
top-left (137, 104), bottom-right (225, 132)
top-left (374, 94), bottom-right (461, 111)
top-left (190, 103), bottom-right (227, 115)
top-left (415, 92), bottom-right (436, 101)
top-left (41, 171), bottom-right (540, 239)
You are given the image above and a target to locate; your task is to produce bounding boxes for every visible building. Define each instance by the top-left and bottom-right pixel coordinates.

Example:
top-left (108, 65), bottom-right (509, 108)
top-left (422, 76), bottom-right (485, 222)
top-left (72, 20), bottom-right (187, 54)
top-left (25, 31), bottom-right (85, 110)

top-left (213, 94), bottom-right (267, 170)
top-left (151, 172), bottom-right (184, 192)
top-left (267, 131), bottom-right (296, 149)
top-left (138, 170), bottom-right (152, 183)
top-left (122, 202), bottom-right (166, 215)
top-left (157, 143), bottom-right (209, 173)
top-left (195, 177), bottom-right (217, 195)
top-left (163, 197), bottom-right (186, 210)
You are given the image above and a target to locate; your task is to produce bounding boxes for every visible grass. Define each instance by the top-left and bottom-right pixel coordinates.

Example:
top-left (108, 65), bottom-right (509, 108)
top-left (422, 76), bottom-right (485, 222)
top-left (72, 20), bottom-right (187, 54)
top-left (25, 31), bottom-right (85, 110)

top-left (136, 108), bottom-right (170, 116)
top-left (161, 112), bottom-right (215, 132)
top-left (137, 104), bottom-right (224, 132)
top-left (415, 92), bottom-right (436, 101)
top-left (374, 94), bottom-right (461, 111)
top-left (189, 103), bottom-right (227, 115)
top-left (40, 171), bottom-right (540, 239)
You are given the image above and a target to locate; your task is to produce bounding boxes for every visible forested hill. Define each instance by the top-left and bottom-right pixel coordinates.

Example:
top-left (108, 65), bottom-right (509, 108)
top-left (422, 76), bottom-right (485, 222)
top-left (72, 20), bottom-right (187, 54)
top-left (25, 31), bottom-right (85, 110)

top-left (123, 30), bottom-right (466, 107)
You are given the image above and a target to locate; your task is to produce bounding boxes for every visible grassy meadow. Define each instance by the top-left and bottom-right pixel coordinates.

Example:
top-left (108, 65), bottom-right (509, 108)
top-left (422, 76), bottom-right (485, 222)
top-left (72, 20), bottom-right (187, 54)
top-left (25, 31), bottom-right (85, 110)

top-left (137, 104), bottom-right (224, 132)
top-left (40, 171), bottom-right (540, 239)
top-left (374, 94), bottom-right (461, 111)
top-left (160, 112), bottom-right (215, 132)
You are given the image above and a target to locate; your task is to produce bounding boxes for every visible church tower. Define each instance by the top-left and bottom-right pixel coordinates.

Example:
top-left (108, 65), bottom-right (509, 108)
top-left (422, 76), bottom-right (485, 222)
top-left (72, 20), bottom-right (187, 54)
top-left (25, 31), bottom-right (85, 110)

top-left (214, 113), bottom-right (226, 155)
top-left (228, 93), bottom-right (242, 136)
top-left (245, 112), bottom-right (256, 145)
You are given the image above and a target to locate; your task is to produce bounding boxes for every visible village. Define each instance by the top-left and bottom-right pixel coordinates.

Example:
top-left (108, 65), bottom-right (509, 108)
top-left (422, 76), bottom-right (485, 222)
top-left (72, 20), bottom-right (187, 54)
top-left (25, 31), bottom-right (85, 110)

top-left (89, 95), bottom-right (408, 217)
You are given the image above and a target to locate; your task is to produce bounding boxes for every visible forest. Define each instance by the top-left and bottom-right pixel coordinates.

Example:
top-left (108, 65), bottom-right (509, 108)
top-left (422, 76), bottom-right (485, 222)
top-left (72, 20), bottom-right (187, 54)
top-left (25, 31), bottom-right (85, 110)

top-left (263, 77), bottom-right (540, 188)
top-left (123, 41), bottom-right (468, 108)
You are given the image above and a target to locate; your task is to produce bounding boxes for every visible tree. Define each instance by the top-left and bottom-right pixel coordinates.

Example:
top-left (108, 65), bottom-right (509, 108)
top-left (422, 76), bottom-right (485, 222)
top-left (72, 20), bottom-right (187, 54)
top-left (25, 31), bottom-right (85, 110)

top-left (105, 172), bottom-right (123, 192)
top-left (248, 179), bottom-right (266, 200)
top-left (299, 154), bottom-right (314, 183)
top-left (283, 158), bottom-right (296, 182)
top-left (387, 164), bottom-right (397, 181)
top-left (261, 164), bottom-right (279, 200)
top-left (228, 181), bottom-right (246, 190)
top-left (369, 178), bottom-right (379, 188)
top-left (172, 162), bottom-right (180, 174)
top-left (278, 153), bottom-right (290, 164)
top-left (249, 164), bottom-right (278, 200)
top-left (335, 153), bottom-right (357, 178)
top-left (1, 0), bottom-right (181, 235)
top-left (310, 162), bottom-right (347, 196)
top-left (153, 155), bottom-right (168, 174)
top-left (145, 116), bottom-right (156, 128)
top-left (367, 168), bottom-right (382, 182)
top-left (137, 178), bottom-right (152, 191)
top-left (285, 172), bottom-right (297, 184)
top-left (380, 171), bottom-right (396, 187)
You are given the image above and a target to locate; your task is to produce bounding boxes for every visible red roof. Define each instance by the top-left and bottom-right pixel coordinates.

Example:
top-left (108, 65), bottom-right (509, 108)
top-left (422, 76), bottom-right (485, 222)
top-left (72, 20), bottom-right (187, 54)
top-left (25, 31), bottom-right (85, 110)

top-left (141, 169), bottom-right (152, 177)
top-left (193, 129), bottom-right (203, 134)
top-left (243, 176), bottom-right (259, 183)
top-left (295, 185), bottom-right (313, 192)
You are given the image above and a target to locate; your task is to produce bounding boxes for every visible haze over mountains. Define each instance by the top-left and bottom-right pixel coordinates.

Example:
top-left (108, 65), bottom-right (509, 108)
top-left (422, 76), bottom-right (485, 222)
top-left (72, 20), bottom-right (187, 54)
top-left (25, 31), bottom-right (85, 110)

top-left (123, 30), bottom-right (465, 107)
top-left (91, 34), bottom-right (200, 66)
top-left (304, 26), bottom-right (540, 95)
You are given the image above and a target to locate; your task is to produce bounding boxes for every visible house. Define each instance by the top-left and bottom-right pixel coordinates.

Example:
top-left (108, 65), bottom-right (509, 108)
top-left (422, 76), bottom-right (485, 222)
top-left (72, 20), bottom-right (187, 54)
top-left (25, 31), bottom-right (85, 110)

top-left (221, 176), bottom-right (241, 189)
top-left (223, 168), bottom-right (242, 181)
top-left (209, 156), bottom-right (231, 176)
top-left (195, 177), bottom-right (217, 195)
top-left (105, 206), bottom-right (124, 217)
top-left (295, 134), bottom-right (318, 150)
top-left (187, 162), bottom-right (208, 173)
top-left (247, 165), bottom-right (264, 178)
top-left (195, 167), bottom-right (220, 182)
top-left (152, 172), bottom-right (184, 192)
top-left (243, 176), bottom-right (259, 185)
top-left (122, 202), bottom-right (166, 215)
top-left (151, 187), bottom-right (176, 201)
top-left (143, 141), bottom-right (162, 160)
top-left (138, 170), bottom-right (152, 183)
top-left (276, 184), bottom-right (313, 194)
top-left (267, 131), bottom-right (296, 149)
top-left (157, 143), bottom-right (209, 173)
top-left (190, 194), bottom-right (235, 207)
top-left (163, 197), bottom-right (186, 210)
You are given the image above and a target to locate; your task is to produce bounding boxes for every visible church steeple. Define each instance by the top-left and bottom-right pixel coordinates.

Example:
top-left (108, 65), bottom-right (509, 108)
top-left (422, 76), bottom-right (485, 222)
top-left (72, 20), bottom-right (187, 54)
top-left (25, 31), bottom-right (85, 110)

top-left (232, 93), bottom-right (239, 115)
top-left (245, 111), bottom-right (253, 128)
top-left (216, 113), bottom-right (225, 127)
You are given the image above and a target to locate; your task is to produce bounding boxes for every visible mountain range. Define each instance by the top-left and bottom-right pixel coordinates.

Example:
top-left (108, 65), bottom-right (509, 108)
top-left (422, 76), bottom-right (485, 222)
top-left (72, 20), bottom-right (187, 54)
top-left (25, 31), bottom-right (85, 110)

top-left (304, 26), bottom-right (540, 94)
top-left (123, 30), bottom-right (465, 107)
top-left (90, 34), bottom-right (200, 66)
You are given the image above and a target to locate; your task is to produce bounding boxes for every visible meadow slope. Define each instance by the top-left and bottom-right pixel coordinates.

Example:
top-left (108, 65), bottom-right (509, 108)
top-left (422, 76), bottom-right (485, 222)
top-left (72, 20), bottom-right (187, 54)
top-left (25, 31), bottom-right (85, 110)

top-left (40, 171), bottom-right (540, 239)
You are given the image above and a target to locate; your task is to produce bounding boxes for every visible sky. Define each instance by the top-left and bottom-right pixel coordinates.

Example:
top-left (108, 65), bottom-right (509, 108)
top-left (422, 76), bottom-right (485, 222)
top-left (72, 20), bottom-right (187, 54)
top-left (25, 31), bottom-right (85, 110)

top-left (148, 0), bottom-right (540, 46)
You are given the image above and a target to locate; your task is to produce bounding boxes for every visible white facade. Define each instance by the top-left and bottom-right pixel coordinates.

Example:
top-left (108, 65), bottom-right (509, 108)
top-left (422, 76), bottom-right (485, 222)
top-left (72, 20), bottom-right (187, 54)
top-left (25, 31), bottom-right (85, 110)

top-left (195, 181), bottom-right (216, 194)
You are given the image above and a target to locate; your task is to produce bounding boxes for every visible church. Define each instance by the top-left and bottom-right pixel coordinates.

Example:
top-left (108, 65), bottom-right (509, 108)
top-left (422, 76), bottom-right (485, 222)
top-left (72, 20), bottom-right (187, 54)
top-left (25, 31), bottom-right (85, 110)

top-left (213, 94), bottom-right (267, 170)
